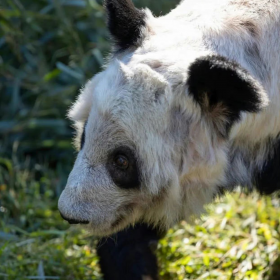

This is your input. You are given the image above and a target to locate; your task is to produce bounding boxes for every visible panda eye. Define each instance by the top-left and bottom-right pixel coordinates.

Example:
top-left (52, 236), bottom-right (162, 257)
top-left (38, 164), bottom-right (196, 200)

top-left (107, 146), bottom-right (140, 189)
top-left (114, 155), bottom-right (129, 170)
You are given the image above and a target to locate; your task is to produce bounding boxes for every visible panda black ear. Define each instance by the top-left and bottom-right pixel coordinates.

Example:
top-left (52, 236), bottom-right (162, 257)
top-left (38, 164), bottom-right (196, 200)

top-left (104, 0), bottom-right (146, 51)
top-left (187, 55), bottom-right (267, 137)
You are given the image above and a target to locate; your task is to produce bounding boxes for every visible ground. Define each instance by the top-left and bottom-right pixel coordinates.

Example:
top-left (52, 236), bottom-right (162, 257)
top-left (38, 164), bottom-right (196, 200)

top-left (0, 162), bottom-right (279, 280)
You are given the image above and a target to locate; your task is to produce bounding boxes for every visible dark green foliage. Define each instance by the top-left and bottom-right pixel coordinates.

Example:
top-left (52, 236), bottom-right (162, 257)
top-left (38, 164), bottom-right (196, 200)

top-left (0, 0), bottom-right (109, 170)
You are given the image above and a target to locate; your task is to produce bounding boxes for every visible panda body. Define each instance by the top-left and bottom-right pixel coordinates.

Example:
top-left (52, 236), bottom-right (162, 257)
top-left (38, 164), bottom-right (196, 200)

top-left (58, 1), bottom-right (280, 278)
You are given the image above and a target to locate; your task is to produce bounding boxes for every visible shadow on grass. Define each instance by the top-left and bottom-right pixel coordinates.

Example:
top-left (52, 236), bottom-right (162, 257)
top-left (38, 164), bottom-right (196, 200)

top-left (268, 255), bottom-right (280, 280)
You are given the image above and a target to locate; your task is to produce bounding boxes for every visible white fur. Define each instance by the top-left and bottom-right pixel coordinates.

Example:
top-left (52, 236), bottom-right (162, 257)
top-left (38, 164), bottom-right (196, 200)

top-left (59, 0), bottom-right (280, 235)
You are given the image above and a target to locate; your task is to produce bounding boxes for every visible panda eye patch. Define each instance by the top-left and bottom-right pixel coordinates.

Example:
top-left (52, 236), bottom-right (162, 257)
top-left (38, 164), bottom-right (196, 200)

top-left (106, 146), bottom-right (140, 189)
top-left (114, 155), bottom-right (129, 170)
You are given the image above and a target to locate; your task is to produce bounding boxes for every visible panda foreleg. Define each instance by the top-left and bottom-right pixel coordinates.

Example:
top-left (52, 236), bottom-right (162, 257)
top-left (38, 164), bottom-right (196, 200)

top-left (97, 223), bottom-right (166, 280)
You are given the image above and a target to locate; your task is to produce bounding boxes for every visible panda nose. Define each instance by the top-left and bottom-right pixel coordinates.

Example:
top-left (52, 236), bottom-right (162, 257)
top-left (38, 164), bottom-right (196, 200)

top-left (59, 211), bottom-right (89, 225)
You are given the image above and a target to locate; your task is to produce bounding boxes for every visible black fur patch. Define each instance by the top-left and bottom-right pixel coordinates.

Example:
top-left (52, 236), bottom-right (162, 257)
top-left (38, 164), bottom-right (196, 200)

top-left (255, 138), bottom-right (280, 195)
top-left (187, 55), bottom-right (263, 136)
top-left (106, 146), bottom-right (140, 189)
top-left (105, 0), bottom-right (146, 51)
top-left (97, 223), bottom-right (165, 280)
top-left (80, 121), bottom-right (87, 150)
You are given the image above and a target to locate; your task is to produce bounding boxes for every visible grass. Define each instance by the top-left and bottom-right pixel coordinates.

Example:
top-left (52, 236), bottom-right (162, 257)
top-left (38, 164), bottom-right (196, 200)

top-left (0, 0), bottom-right (280, 279)
top-left (0, 160), bottom-right (279, 279)
top-left (158, 194), bottom-right (280, 280)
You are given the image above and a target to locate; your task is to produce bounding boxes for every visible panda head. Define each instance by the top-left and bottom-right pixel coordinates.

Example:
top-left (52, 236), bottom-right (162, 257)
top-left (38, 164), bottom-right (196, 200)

top-left (58, 0), bottom-right (268, 236)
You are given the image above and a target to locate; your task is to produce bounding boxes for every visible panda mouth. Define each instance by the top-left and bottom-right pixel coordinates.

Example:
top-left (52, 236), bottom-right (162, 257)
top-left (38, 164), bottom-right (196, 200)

top-left (68, 219), bottom-right (89, 225)
top-left (59, 212), bottom-right (89, 225)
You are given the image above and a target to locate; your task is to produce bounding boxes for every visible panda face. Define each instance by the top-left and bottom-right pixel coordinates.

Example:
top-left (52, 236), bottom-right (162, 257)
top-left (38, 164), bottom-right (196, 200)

top-left (58, 60), bottom-right (182, 236)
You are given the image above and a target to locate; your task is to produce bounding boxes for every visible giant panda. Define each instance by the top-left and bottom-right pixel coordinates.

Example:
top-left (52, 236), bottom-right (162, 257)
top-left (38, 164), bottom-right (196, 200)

top-left (58, 0), bottom-right (280, 279)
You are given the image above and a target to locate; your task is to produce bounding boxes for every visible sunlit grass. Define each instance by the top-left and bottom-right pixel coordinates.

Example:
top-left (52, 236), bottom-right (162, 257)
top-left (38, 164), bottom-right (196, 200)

top-left (158, 192), bottom-right (280, 280)
top-left (0, 162), bottom-right (279, 280)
